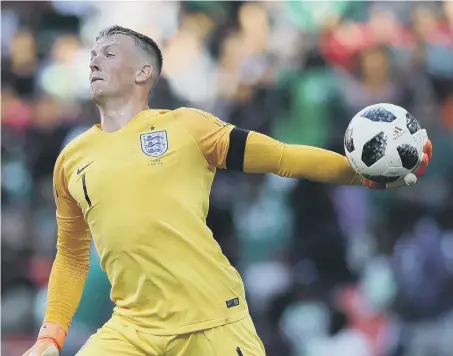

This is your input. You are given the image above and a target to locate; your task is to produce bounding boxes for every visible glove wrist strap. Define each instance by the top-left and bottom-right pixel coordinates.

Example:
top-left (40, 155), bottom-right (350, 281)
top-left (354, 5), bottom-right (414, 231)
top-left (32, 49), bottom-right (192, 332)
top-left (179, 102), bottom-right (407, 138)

top-left (37, 322), bottom-right (67, 351)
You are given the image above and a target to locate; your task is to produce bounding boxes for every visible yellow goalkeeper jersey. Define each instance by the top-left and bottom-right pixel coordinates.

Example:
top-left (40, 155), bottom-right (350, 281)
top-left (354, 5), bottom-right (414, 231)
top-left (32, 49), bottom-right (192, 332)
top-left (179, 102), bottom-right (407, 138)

top-left (51, 108), bottom-right (249, 335)
top-left (47, 106), bottom-right (356, 336)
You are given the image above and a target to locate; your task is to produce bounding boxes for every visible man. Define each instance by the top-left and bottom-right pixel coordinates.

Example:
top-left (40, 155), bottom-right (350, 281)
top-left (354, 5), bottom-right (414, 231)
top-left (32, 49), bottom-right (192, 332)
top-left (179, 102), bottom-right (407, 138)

top-left (23, 26), bottom-right (432, 356)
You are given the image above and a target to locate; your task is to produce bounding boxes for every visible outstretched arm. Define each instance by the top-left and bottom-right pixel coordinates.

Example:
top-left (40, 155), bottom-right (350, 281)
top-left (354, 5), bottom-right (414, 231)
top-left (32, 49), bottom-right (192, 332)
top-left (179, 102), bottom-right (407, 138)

top-left (175, 108), bottom-right (431, 188)
top-left (243, 129), bottom-right (431, 187)
top-left (242, 130), bottom-right (362, 185)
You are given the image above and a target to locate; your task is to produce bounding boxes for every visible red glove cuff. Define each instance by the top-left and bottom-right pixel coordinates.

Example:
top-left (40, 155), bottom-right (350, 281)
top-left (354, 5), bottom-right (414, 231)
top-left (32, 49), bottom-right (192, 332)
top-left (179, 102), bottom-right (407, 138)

top-left (415, 139), bottom-right (432, 176)
top-left (362, 178), bottom-right (386, 190)
top-left (37, 322), bottom-right (67, 351)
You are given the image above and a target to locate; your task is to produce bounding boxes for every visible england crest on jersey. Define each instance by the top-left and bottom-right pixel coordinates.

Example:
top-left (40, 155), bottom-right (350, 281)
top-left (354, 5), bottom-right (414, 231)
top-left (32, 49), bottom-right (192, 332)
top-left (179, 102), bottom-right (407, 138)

top-left (140, 130), bottom-right (168, 157)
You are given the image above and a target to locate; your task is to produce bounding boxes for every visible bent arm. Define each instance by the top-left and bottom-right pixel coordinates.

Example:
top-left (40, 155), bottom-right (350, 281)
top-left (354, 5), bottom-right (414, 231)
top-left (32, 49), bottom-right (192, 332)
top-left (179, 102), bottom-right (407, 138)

top-left (45, 153), bottom-right (91, 332)
top-left (243, 131), bottom-right (362, 185)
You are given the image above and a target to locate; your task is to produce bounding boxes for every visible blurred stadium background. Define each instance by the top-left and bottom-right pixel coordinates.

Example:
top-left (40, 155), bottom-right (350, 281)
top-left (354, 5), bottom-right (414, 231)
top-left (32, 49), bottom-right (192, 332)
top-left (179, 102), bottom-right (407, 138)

top-left (1, 1), bottom-right (453, 355)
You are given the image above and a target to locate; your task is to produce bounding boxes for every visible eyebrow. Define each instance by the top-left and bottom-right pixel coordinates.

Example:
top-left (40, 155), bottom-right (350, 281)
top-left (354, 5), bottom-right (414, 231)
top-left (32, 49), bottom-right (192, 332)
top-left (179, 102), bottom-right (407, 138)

top-left (90, 44), bottom-right (116, 58)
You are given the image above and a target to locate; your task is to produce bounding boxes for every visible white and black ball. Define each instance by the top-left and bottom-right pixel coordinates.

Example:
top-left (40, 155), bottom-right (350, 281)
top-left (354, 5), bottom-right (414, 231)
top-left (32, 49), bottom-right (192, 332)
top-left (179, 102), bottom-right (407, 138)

top-left (344, 103), bottom-right (427, 184)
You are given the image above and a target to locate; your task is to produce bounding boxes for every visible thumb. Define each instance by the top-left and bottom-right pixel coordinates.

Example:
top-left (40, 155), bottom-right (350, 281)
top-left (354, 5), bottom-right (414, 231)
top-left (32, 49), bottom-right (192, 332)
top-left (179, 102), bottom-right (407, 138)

top-left (41, 344), bottom-right (60, 356)
top-left (403, 173), bottom-right (417, 186)
top-left (21, 348), bottom-right (32, 356)
top-left (384, 173), bottom-right (417, 189)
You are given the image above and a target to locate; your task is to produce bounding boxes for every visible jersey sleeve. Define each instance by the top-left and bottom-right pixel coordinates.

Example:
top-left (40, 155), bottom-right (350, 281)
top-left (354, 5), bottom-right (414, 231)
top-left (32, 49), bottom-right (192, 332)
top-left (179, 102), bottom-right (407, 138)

top-left (44, 152), bottom-right (91, 332)
top-left (174, 108), bottom-right (359, 185)
top-left (175, 108), bottom-right (242, 169)
top-left (243, 131), bottom-right (359, 184)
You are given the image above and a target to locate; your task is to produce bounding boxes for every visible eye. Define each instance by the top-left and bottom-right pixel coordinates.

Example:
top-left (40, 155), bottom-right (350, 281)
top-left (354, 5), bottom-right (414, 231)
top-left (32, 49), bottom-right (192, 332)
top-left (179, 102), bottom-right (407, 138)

top-left (106, 53), bottom-right (115, 58)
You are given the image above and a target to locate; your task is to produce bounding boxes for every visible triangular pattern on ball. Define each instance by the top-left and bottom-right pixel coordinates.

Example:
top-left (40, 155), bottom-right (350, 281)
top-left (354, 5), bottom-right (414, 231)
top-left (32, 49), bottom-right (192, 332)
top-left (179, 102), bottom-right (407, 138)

top-left (397, 144), bottom-right (419, 170)
top-left (361, 107), bottom-right (397, 122)
top-left (406, 112), bottom-right (421, 134)
top-left (344, 126), bottom-right (355, 153)
top-left (361, 131), bottom-right (388, 167)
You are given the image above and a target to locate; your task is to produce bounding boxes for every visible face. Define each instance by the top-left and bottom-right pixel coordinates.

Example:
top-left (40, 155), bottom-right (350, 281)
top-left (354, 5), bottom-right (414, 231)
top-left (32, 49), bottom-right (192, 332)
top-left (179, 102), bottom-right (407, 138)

top-left (89, 35), bottom-right (138, 102)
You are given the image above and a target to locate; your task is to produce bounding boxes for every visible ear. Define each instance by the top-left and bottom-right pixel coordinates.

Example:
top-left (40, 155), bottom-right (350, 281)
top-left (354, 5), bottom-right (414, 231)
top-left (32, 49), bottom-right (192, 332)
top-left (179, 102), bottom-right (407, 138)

top-left (136, 63), bottom-right (153, 84)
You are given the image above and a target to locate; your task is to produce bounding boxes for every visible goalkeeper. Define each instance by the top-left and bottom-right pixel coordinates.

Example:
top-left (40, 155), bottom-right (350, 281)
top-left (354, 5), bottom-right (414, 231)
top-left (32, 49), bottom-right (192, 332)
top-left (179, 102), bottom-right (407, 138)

top-left (23, 26), bottom-right (432, 356)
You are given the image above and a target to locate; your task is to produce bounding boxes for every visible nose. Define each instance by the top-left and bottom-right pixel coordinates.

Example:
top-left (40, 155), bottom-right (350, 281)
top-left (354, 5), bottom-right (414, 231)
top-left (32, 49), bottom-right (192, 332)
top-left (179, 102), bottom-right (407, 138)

top-left (89, 57), bottom-right (100, 73)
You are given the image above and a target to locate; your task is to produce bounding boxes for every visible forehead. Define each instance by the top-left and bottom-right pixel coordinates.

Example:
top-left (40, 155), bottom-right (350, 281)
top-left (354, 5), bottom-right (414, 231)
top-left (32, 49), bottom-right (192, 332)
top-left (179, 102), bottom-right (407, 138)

top-left (92, 34), bottom-right (134, 52)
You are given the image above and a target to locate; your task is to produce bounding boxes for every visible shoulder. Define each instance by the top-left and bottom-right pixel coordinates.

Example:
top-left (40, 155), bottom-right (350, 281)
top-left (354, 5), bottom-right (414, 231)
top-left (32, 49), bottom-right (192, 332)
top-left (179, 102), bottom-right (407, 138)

top-left (54, 126), bottom-right (98, 174)
top-left (172, 107), bottom-right (229, 128)
top-left (143, 109), bottom-right (172, 119)
top-left (59, 126), bottom-right (97, 158)
top-left (172, 107), bottom-right (214, 119)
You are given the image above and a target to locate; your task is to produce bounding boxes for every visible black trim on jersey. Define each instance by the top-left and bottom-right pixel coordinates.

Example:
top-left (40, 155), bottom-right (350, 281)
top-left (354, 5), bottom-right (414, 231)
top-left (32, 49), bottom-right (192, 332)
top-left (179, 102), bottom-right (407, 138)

top-left (236, 347), bottom-right (244, 356)
top-left (82, 175), bottom-right (92, 208)
top-left (226, 128), bottom-right (249, 171)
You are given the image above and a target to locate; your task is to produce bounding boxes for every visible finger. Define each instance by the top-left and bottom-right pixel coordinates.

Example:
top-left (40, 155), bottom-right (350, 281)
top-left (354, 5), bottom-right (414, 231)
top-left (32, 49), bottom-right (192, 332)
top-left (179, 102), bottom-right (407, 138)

top-left (386, 177), bottom-right (412, 189)
top-left (415, 153), bottom-right (429, 176)
top-left (403, 173), bottom-right (417, 185)
top-left (424, 139), bottom-right (433, 160)
top-left (41, 344), bottom-right (60, 356)
top-left (363, 179), bottom-right (386, 190)
top-left (22, 348), bottom-right (33, 356)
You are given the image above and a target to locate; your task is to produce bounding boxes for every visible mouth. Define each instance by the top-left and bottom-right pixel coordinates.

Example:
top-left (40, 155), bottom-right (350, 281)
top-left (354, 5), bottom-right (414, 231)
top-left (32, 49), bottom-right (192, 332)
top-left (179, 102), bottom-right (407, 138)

top-left (90, 77), bottom-right (103, 84)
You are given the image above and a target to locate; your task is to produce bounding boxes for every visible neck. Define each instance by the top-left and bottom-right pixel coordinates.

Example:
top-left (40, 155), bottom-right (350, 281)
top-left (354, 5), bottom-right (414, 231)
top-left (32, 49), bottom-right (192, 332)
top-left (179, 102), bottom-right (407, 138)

top-left (97, 95), bottom-right (149, 133)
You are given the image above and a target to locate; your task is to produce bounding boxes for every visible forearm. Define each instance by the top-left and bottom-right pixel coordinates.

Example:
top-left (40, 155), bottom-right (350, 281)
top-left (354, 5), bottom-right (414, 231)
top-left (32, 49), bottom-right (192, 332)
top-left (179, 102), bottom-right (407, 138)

top-left (278, 144), bottom-right (362, 185)
top-left (44, 250), bottom-right (89, 332)
top-left (244, 131), bottom-right (362, 185)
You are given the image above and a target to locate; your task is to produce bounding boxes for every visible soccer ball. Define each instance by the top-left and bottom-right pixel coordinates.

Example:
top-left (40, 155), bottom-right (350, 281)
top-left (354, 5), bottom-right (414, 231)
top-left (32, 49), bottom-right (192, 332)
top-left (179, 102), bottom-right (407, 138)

top-left (344, 103), bottom-right (427, 184)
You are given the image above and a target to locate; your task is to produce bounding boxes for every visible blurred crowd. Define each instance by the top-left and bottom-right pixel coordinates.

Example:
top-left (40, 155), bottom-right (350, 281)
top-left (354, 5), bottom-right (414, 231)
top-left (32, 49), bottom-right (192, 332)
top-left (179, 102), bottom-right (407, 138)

top-left (2, 1), bottom-right (453, 355)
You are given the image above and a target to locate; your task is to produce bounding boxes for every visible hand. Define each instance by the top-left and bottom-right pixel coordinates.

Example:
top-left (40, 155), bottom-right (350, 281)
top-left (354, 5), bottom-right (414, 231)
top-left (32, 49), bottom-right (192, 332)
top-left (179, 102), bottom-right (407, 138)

top-left (22, 323), bottom-right (66, 356)
top-left (362, 133), bottom-right (432, 189)
top-left (22, 340), bottom-right (59, 356)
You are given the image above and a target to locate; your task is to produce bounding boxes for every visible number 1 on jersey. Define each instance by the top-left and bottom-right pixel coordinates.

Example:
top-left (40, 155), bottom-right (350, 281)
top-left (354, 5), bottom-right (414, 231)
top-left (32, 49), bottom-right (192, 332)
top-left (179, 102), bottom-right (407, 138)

top-left (82, 174), bottom-right (92, 208)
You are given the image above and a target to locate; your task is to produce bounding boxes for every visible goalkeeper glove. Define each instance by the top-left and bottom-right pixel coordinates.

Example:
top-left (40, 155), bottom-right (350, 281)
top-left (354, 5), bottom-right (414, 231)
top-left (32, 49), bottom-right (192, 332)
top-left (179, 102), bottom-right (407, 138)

top-left (362, 131), bottom-right (432, 189)
top-left (22, 322), bottom-right (66, 356)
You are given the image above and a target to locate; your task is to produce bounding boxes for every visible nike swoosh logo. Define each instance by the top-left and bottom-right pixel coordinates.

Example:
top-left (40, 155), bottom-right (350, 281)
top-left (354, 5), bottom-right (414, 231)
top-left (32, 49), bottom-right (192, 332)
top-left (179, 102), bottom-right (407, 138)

top-left (77, 162), bottom-right (93, 175)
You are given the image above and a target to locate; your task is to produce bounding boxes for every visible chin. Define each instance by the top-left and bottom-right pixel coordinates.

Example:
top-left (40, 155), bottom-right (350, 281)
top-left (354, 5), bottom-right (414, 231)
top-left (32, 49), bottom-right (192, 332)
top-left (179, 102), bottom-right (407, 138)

top-left (90, 85), bottom-right (112, 103)
top-left (90, 89), bottom-right (105, 104)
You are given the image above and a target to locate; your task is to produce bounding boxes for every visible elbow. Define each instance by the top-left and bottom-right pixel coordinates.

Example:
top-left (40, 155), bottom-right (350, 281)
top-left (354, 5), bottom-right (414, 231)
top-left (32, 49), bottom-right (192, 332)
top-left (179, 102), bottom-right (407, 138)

top-left (54, 247), bottom-right (90, 275)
